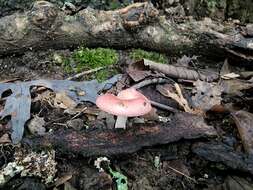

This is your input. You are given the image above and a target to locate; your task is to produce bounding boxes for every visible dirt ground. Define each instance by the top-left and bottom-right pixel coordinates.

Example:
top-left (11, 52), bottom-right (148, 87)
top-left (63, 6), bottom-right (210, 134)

top-left (1, 0), bottom-right (253, 190)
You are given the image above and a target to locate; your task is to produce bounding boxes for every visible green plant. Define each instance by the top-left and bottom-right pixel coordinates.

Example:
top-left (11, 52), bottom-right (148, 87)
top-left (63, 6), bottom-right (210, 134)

top-left (59, 47), bottom-right (119, 81)
top-left (73, 47), bottom-right (118, 70)
top-left (130, 49), bottom-right (167, 64)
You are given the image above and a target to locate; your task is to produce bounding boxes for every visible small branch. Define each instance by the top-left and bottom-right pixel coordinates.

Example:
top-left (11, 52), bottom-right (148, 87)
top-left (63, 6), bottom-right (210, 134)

top-left (66, 67), bottom-right (105, 80)
top-left (167, 166), bottom-right (197, 183)
top-left (150, 100), bottom-right (179, 113)
top-left (132, 78), bottom-right (171, 89)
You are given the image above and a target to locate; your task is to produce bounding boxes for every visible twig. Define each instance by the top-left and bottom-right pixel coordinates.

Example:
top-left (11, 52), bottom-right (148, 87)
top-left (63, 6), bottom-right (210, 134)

top-left (66, 66), bottom-right (105, 80)
top-left (132, 78), bottom-right (171, 89)
top-left (167, 166), bottom-right (197, 183)
top-left (71, 107), bottom-right (87, 120)
top-left (150, 100), bottom-right (179, 113)
top-left (132, 78), bottom-right (179, 112)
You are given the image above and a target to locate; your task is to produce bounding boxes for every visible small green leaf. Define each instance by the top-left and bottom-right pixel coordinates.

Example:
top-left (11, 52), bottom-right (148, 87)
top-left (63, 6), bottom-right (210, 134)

top-left (109, 167), bottom-right (128, 190)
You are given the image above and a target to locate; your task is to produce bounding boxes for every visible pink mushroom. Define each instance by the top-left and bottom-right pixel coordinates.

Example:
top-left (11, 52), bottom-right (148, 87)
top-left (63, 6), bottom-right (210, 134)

top-left (96, 88), bottom-right (152, 129)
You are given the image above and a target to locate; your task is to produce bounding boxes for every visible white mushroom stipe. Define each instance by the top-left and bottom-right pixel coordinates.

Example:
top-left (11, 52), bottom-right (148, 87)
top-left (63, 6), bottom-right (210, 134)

top-left (115, 116), bottom-right (128, 129)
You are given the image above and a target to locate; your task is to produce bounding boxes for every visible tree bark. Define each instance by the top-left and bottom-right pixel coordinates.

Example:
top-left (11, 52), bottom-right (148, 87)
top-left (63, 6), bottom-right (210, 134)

top-left (0, 1), bottom-right (252, 61)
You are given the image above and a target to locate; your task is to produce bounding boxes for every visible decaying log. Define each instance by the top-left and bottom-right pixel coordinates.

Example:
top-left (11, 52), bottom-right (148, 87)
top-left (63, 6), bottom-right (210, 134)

top-left (193, 142), bottom-right (253, 175)
top-left (23, 113), bottom-right (216, 157)
top-left (0, 1), bottom-right (252, 61)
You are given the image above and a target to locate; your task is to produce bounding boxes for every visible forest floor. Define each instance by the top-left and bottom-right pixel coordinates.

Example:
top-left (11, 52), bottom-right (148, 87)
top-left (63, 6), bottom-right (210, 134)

top-left (0, 1), bottom-right (253, 190)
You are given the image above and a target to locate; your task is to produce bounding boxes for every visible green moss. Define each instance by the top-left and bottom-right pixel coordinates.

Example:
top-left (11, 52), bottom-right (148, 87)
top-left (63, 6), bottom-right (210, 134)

top-left (95, 68), bottom-right (118, 82)
top-left (58, 47), bottom-right (119, 81)
top-left (130, 49), bottom-right (167, 64)
top-left (73, 47), bottom-right (118, 70)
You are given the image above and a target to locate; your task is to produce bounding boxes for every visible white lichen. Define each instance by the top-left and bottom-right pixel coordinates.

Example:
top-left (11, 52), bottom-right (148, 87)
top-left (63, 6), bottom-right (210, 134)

top-left (0, 149), bottom-right (57, 186)
top-left (94, 157), bottom-right (110, 172)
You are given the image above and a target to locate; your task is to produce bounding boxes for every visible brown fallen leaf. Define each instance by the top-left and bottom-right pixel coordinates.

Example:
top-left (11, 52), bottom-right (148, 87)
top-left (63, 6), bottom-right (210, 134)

top-left (54, 92), bottom-right (77, 109)
top-left (231, 110), bottom-right (253, 155)
top-left (192, 80), bottom-right (222, 111)
top-left (126, 60), bottom-right (161, 82)
top-left (219, 79), bottom-right (253, 95)
top-left (143, 59), bottom-right (218, 81)
top-left (0, 133), bottom-right (11, 144)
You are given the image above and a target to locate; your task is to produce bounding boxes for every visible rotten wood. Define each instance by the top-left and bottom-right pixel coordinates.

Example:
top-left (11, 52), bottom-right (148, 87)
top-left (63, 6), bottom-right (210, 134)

top-left (23, 112), bottom-right (216, 157)
top-left (192, 142), bottom-right (253, 175)
top-left (0, 1), bottom-right (252, 61)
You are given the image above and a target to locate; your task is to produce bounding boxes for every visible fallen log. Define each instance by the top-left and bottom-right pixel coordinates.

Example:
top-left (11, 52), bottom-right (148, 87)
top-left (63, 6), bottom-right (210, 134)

top-left (23, 113), bottom-right (216, 157)
top-left (0, 1), bottom-right (252, 61)
top-left (192, 142), bottom-right (253, 175)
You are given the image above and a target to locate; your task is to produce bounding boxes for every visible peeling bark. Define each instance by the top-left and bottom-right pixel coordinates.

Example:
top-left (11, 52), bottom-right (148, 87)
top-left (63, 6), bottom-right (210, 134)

top-left (0, 1), bottom-right (252, 61)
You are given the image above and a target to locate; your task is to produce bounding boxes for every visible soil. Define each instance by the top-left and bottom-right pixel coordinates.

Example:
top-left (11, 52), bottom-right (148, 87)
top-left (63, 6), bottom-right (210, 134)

top-left (1, 1), bottom-right (253, 190)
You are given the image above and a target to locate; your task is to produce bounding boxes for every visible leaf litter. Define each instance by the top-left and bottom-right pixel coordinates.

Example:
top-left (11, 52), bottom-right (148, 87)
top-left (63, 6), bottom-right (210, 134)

top-left (0, 75), bottom-right (121, 144)
top-left (1, 51), bottom-right (253, 189)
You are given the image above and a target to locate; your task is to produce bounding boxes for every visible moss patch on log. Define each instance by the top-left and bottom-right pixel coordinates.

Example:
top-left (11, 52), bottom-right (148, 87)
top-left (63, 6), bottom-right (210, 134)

top-left (130, 49), bottom-right (167, 63)
top-left (53, 47), bottom-right (119, 81)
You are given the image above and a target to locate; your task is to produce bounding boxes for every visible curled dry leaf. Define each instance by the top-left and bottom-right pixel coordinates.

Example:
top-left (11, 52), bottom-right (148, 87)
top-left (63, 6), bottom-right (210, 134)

top-left (231, 110), bottom-right (253, 155)
top-left (192, 80), bottom-right (222, 111)
top-left (143, 59), bottom-right (218, 81)
top-left (157, 83), bottom-right (202, 115)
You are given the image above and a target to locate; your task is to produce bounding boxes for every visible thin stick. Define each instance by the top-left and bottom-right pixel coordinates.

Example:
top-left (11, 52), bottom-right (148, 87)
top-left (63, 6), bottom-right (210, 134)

top-left (132, 78), bottom-right (169, 89)
top-left (71, 107), bottom-right (87, 120)
top-left (150, 100), bottom-right (179, 113)
top-left (168, 166), bottom-right (197, 183)
top-left (66, 66), bottom-right (105, 80)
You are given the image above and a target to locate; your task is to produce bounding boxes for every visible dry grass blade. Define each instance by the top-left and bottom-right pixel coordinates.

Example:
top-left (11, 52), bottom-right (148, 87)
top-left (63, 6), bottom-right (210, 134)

top-left (167, 165), bottom-right (197, 183)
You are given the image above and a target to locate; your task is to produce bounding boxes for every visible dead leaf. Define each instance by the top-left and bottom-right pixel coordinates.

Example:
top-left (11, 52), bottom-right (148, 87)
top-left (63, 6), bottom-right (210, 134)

top-left (0, 133), bottom-right (11, 144)
top-left (192, 80), bottom-right (222, 111)
top-left (126, 60), bottom-right (159, 82)
top-left (143, 59), bottom-right (218, 81)
top-left (66, 119), bottom-right (83, 131)
top-left (54, 174), bottom-right (73, 188)
top-left (231, 110), bottom-right (253, 155)
top-left (176, 55), bottom-right (197, 67)
top-left (220, 59), bottom-right (231, 77)
top-left (219, 79), bottom-right (253, 95)
top-left (54, 92), bottom-right (77, 109)
top-left (221, 73), bottom-right (240, 80)
top-left (64, 182), bottom-right (77, 190)
top-left (157, 83), bottom-right (201, 115)
top-left (0, 75), bottom-right (121, 144)
top-left (27, 116), bottom-right (46, 136)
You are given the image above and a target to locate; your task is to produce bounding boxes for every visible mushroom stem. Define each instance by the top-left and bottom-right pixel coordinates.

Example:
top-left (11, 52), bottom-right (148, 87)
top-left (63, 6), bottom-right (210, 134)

top-left (115, 116), bottom-right (128, 129)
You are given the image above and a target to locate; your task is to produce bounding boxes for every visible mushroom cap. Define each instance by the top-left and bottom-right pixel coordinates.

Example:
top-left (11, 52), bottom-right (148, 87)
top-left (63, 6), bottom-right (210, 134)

top-left (96, 88), bottom-right (152, 117)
